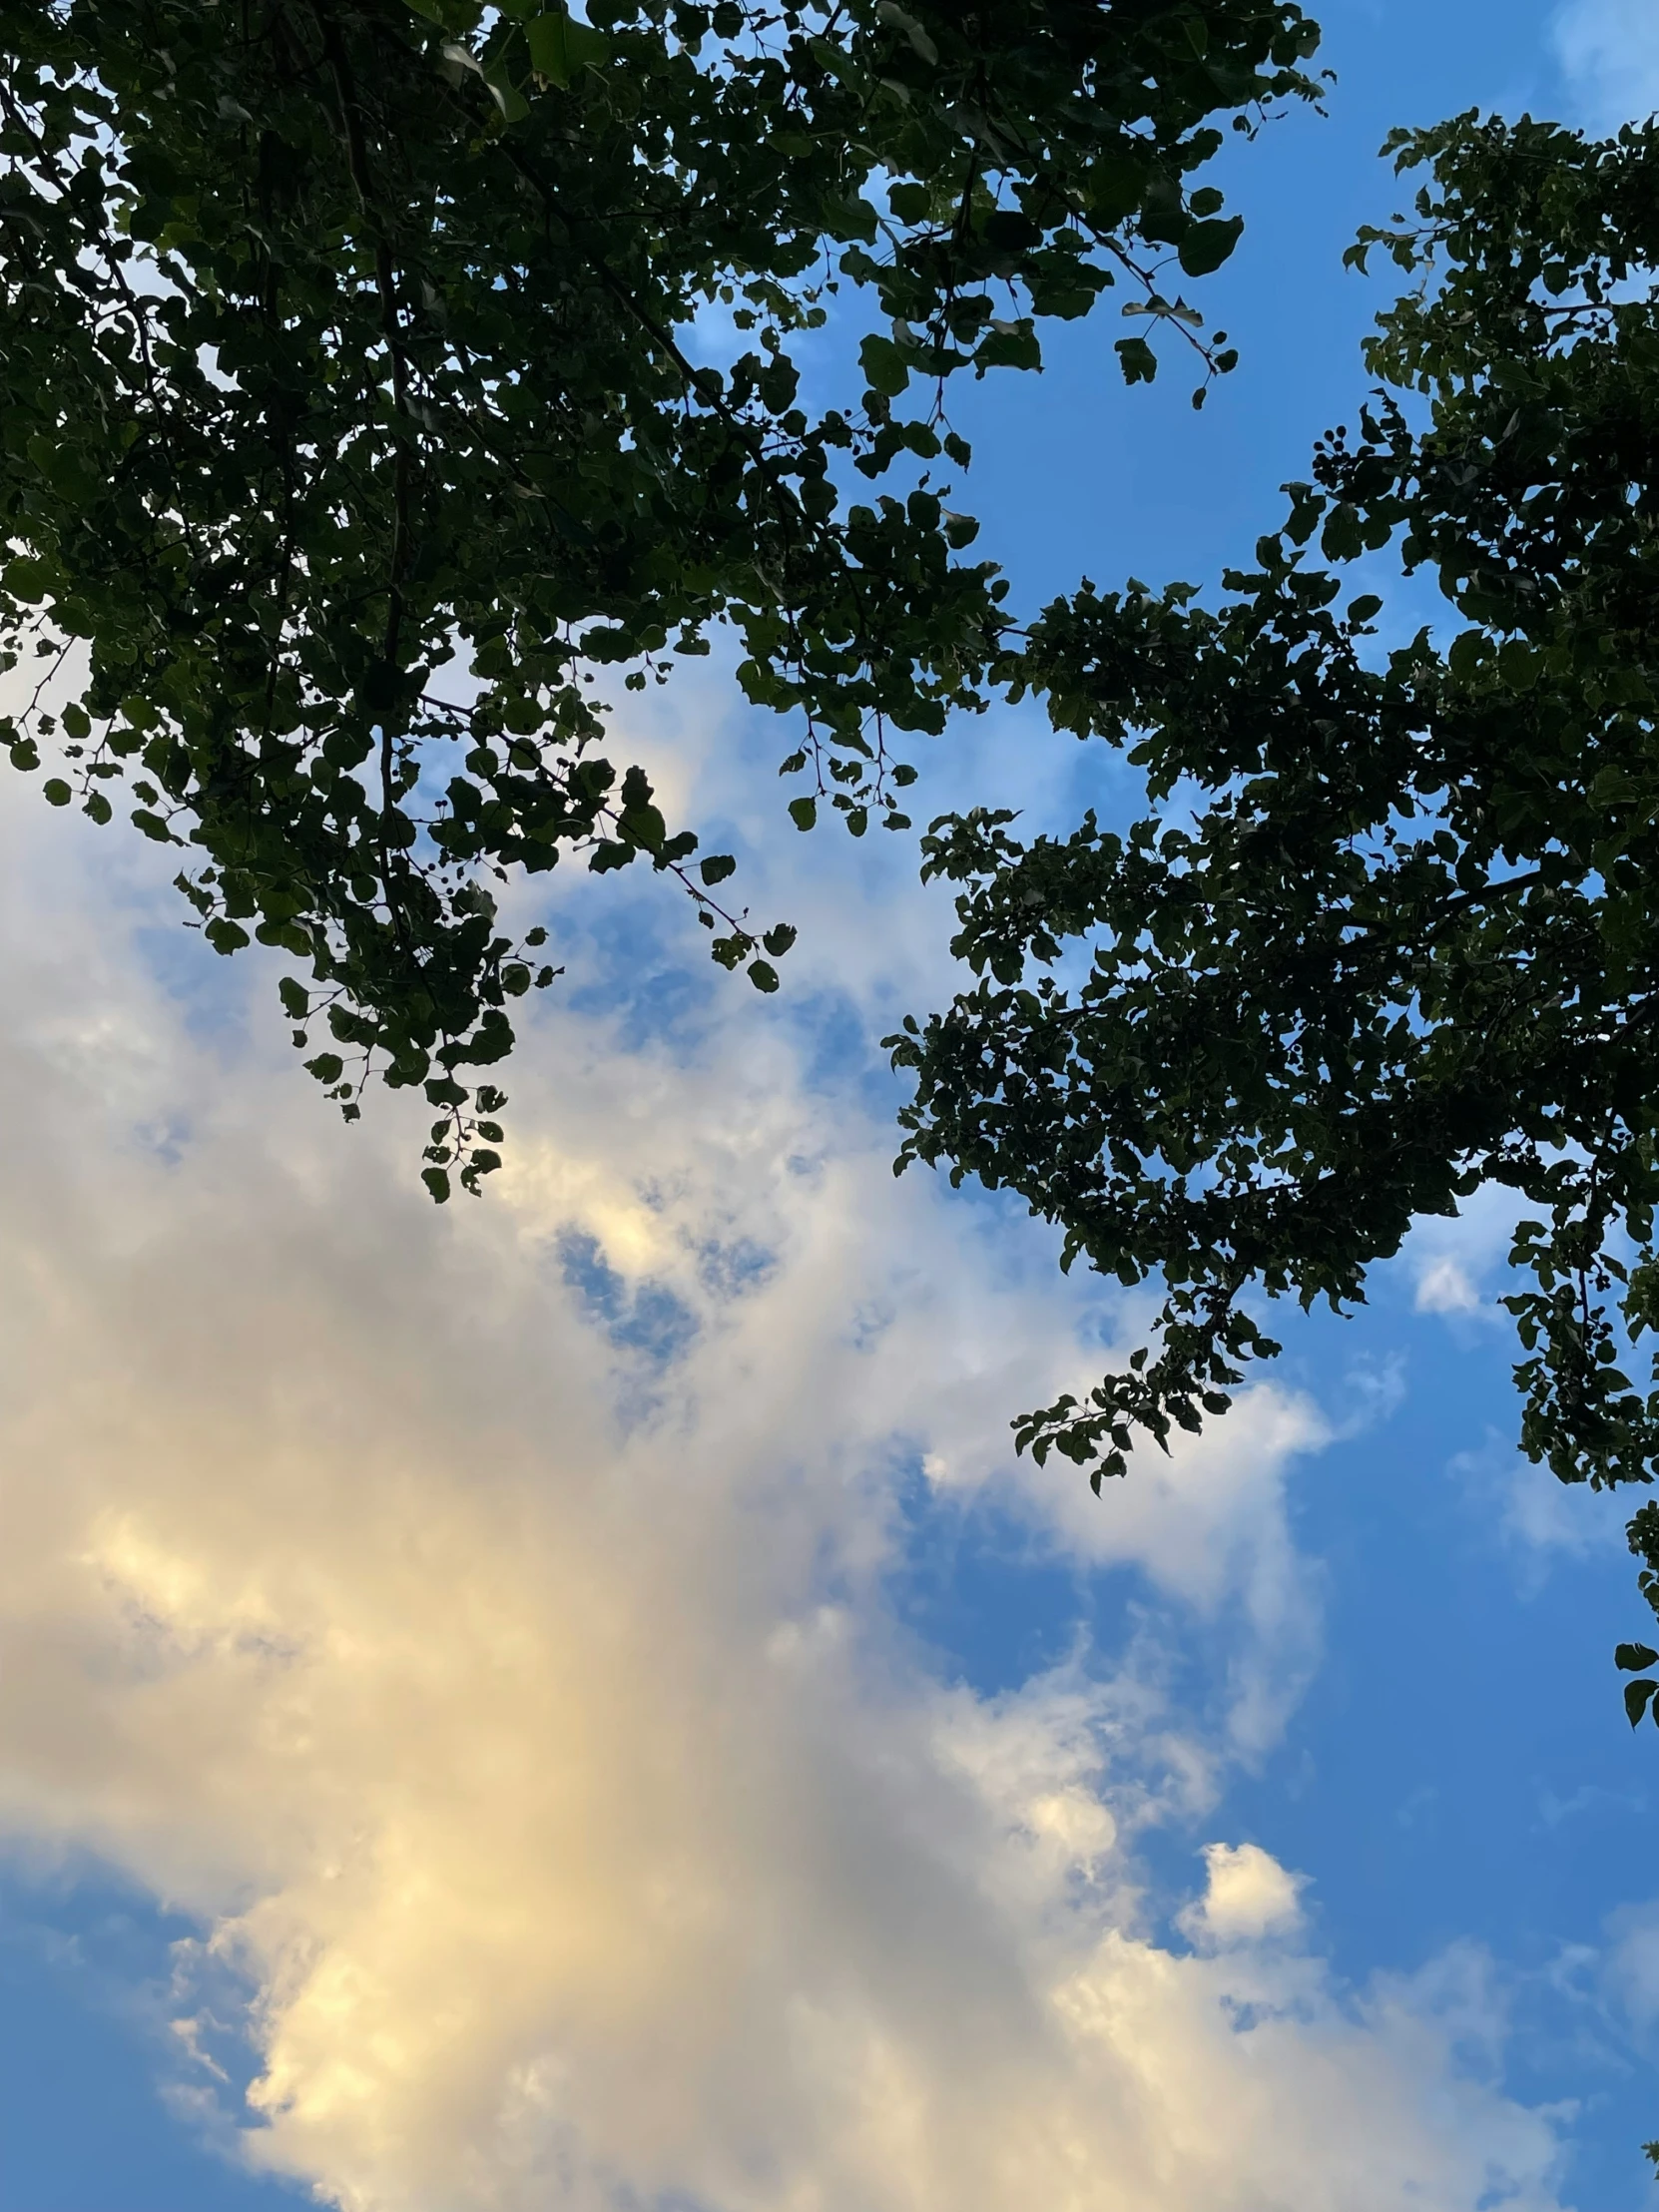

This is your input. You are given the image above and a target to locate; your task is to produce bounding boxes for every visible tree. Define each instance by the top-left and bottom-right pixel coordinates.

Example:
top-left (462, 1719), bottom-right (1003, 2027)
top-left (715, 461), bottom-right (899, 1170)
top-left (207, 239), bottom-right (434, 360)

top-left (0, 0), bottom-right (1318, 1196)
top-left (888, 112), bottom-right (1659, 1697)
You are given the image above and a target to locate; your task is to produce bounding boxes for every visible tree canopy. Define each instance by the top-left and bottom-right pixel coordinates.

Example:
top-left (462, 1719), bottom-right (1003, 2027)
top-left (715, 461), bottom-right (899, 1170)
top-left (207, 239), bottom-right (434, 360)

top-left (888, 111), bottom-right (1659, 1713)
top-left (0, 0), bottom-right (1317, 1194)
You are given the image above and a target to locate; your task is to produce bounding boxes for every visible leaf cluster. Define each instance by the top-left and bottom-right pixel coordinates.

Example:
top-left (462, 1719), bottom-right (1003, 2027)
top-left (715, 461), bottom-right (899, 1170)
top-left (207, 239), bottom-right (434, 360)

top-left (0, 0), bottom-right (1317, 1186)
top-left (889, 115), bottom-right (1659, 1521)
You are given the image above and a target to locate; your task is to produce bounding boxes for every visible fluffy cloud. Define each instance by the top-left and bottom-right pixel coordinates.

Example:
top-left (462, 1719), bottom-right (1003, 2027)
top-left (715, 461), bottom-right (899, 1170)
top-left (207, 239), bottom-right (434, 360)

top-left (1416, 1257), bottom-right (1482, 1317)
top-left (0, 726), bottom-right (1570, 2212)
top-left (1179, 1842), bottom-right (1306, 1948)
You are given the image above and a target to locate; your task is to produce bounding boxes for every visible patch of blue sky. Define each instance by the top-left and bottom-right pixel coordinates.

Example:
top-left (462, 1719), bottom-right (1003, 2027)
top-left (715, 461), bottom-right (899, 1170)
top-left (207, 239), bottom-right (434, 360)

top-left (557, 1225), bottom-right (701, 1364)
top-left (877, 1181), bottom-right (1659, 2199)
top-left (131, 920), bottom-right (263, 1053)
top-left (694, 1229), bottom-right (776, 1301)
top-left (0, 1865), bottom-right (306, 2212)
top-left (943, 0), bottom-right (1562, 613)
top-left (877, 1259), bottom-right (1659, 2207)
top-left (1217, 1304), bottom-right (1659, 2203)
top-left (886, 1442), bottom-right (1274, 1728)
top-left (557, 885), bottom-right (725, 1051)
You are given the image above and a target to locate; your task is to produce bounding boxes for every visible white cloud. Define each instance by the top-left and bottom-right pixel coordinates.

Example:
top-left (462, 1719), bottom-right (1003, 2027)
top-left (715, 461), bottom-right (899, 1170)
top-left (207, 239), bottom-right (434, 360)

top-left (0, 715), bottom-right (1572, 2212)
top-left (1502, 1459), bottom-right (1603, 1560)
top-left (1554, 0), bottom-right (1659, 132)
top-left (1447, 1436), bottom-right (1627, 1581)
top-left (1416, 1257), bottom-right (1482, 1316)
top-left (1400, 1185), bottom-right (1521, 1328)
top-left (1604, 1901), bottom-right (1659, 2022)
top-left (1179, 1842), bottom-right (1306, 1948)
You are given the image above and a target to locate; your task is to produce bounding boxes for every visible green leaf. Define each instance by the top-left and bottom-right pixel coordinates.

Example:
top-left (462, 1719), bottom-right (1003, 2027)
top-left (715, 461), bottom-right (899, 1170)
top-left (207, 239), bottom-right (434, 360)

top-left (974, 325), bottom-right (1042, 374)
top-left (481, 63), bottom-right (531, 123)
top-left (1084, 150), bottom-right (1148, 226)
top-left (1616, 1642), bottom-right (1659, 1672)
top-left (1626, 1678), bottom-right (1659, 1728)
top-left (1177, 216), bottom-right (1244, 276)
top-left (422, 1166), bottom-right (452, 1203)
top-left (873, 0), bottom-right (938, 63)
top-left (789, 797), bottom-right (818, 831)
top-left (1115, 336), bottom-right (1157, 385)
top-left (858, 333), bottom-right (910, 398)
top-left (1320, 502), bottom-right (1365, 561)
top-left (526, 10), bottom-right (608, 87)
top-left (43, 778), bottom-right (72, 808)
top-left (748, 958), bottom-right (780, 992)
top-left (305, 1052), bottom-right (345, 1084)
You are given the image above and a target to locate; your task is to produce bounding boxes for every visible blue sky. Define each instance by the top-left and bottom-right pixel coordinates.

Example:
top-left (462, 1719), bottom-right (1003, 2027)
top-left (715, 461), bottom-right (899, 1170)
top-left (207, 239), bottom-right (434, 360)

top-left (5, 5), bottom-right (1659, 2209)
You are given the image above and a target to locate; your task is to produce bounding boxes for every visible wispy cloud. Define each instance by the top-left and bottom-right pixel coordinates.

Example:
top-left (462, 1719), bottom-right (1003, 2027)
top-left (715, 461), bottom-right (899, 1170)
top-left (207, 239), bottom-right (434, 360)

top-left (1448, 1434), bottom-right (1627, 1582)
top-left (1553, 0), bottom-right (1659, 131)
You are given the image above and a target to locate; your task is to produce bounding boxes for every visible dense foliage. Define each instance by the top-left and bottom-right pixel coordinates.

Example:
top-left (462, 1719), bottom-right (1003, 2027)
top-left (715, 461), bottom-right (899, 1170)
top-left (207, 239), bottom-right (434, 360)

top-left (0, 0), bottom-right (1317, 1193)
top-left (891, 115), bottom-right (1659, 1580)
